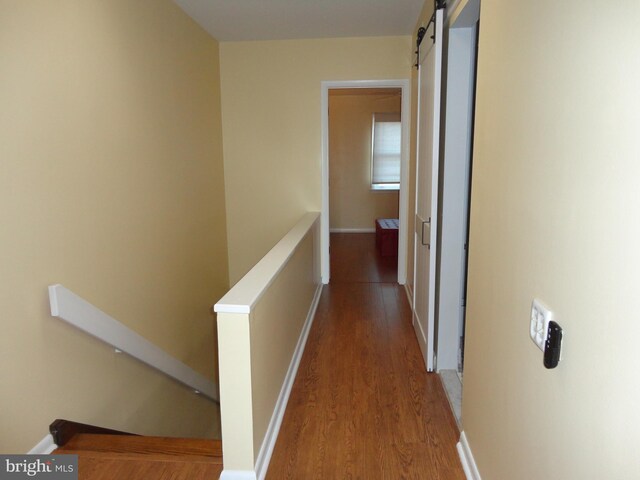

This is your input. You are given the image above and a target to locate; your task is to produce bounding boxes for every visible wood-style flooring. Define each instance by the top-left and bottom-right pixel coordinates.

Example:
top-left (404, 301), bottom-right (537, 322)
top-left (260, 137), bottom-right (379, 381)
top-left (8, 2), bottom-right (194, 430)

top-left (267, 233), bottom-right (464, 479)
top-left (329, 232), bottom-right (398, 283)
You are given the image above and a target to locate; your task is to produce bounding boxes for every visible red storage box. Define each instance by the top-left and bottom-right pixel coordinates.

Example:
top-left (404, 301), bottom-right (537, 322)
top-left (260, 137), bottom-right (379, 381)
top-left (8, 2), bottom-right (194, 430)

top-left (375, 218), bottom-right (399, 257)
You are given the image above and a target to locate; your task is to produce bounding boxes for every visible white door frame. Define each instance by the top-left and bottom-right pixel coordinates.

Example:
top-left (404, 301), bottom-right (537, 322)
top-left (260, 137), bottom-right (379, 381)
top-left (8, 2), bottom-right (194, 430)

top-left (434, 0), bottom-right (480, 372)
top-left (320, 79), bottom-right (411, 285)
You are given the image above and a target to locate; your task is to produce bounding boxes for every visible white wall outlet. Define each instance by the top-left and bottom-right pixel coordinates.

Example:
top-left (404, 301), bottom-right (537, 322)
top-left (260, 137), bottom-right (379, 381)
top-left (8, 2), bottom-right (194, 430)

top-left (530, 299), bottom-right (553, 351)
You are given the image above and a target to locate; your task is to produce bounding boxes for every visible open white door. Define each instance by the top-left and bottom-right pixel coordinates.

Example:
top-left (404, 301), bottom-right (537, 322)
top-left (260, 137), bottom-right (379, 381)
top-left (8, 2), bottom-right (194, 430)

top-left (413, 8), bottom-right (444, 372)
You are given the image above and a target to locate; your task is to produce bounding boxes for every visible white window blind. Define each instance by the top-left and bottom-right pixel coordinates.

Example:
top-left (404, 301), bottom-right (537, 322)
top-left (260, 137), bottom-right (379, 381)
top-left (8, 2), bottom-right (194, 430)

top-left (371, 112), bottom-right (401, 190)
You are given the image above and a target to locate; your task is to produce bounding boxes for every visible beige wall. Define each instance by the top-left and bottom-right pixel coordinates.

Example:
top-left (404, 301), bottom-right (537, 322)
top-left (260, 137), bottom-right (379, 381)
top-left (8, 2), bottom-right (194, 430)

top-left (329, 91), bottom-right (400, 230)
top-left (219, 36), bottom-right (412, 284)
top-left (463, 1), bottom-right (640, 478)
top-left (0, 0), bottom-right (228, 451)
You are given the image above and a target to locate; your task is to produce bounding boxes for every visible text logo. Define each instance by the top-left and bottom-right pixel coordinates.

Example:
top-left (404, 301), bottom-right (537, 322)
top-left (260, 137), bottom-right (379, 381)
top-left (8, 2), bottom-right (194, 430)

top-left (0, 456), bottom-right (77, 480)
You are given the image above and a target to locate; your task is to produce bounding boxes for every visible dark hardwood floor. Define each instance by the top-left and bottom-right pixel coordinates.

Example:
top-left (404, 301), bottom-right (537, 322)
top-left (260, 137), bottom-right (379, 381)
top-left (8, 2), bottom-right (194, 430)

top-left (266, 233), bottom-right (464, 479)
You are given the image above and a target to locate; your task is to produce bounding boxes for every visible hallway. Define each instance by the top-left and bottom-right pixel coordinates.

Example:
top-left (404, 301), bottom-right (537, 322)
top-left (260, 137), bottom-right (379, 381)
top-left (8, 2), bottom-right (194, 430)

top-left (267, 233), bottom-right (464, 479)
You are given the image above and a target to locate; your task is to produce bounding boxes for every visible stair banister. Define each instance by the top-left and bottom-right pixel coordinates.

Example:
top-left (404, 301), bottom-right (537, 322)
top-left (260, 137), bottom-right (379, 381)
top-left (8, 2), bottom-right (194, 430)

top-left (48, 284), bottom-right (218, 402)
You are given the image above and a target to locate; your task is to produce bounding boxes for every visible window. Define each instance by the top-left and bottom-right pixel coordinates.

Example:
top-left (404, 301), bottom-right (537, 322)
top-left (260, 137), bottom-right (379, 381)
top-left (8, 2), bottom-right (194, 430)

top-left (371, 112), bottom-right (401, 190)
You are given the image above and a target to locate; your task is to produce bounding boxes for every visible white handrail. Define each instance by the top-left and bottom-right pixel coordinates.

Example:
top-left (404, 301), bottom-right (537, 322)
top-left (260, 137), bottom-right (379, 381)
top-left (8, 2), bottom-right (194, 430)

top-left (48, 284), bottom-right (218, 402)
top-left (214, 212), bottom-right (320, 314)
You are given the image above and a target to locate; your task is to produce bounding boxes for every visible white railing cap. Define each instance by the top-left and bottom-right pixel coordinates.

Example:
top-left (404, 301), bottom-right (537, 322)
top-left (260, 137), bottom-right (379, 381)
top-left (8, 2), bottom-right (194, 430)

top-left (214, 212), bottom-right (320, 315)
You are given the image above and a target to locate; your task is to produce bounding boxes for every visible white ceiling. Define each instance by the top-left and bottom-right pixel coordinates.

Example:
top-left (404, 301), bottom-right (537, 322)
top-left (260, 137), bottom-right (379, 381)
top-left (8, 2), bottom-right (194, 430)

top-left (174, 0), bottom-right (425, 42)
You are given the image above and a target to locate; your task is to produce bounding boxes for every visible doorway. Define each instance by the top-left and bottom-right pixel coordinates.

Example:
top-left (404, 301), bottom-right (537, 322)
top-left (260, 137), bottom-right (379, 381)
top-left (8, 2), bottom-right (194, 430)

top-left (328, 88), bottom-right (402, 281)
top-left (434, 0), bottom-right (481, 428)
top-left (321, 80), bottom-right (411, 285)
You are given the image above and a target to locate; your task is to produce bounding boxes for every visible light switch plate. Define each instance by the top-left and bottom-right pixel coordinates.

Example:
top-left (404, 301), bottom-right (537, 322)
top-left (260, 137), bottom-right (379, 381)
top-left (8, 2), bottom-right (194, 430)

top-left (530, 299), bottom-right (553, 351)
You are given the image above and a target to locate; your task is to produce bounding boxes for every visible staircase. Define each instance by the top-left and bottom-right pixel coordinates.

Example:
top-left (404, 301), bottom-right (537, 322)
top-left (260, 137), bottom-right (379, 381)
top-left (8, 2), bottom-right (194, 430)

top-left (50, 421), bottom-right (223, 479)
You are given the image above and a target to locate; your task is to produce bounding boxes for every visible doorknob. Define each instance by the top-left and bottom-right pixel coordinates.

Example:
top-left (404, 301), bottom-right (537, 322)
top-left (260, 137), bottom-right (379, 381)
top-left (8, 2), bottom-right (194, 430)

top-left (421, 218), bottom-right (431, 248)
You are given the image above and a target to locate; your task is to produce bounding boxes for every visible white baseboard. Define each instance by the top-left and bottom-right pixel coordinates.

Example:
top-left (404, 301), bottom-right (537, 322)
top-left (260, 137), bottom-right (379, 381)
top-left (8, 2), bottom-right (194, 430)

top-left (404, 283), bottom-right (413, 308)
top-left (27, 434), bottom-right (57, 454)
top-left (412, 313), bottom-right (428, 364)
top-left (219, 471), bottom-right (257, 480)
top-left (457, 431), bottom-right (481, 480)
top-left (329, 228), bottom-right (375, 233)
top-left (254, 284), bottom-right (323, 480)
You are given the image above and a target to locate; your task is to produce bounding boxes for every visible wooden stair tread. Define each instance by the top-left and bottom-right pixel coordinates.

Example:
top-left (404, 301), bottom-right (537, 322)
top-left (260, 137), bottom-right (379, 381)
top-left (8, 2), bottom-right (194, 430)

top-left (53, 434), bottom-right (224, 480)
top-left (54, 433), bottom-right (222, 459)
top-left (54, 448), bottom-right (223, 464)
top-left (71, 456), bottom-right (223, 480)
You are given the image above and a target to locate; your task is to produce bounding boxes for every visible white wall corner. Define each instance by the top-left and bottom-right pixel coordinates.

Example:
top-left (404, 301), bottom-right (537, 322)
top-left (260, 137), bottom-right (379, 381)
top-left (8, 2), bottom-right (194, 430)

top-left (27, 434), bottom-right (57, 454)
top-left (219, 471), bottom-right (257, 480)
top-left (457, 431), bottom-right (481, 480)
top-left (254, 284), bottom-right (323, 480)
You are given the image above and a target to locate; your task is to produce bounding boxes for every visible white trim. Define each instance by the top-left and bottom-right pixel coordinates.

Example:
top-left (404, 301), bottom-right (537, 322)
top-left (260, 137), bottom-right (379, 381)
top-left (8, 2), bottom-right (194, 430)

top-left (48, 284), bottom-right (219, 402)
top-left (27, 434), bottom-right (57, 454)
top-left (404, 283), bottom-right (413, 308)
top-left (321, 79), bottom-right (411, 286)
top-left (215, 304), bottom-right (250, 314)
top-left (215, 213), bottom-right (320, 313)
top-left (321, 85), bottom-right (330, 284)
top-left (254, 284), bottom-right (323, 480)
top-left (457, 431), bottom-right (482, 480)
top-left (219, 471), bottom-right (257, 480)
top-left (412, 311), bottom-right (429, 363)
top-left (329, 228), bottom-right (375, 233)
top-left (398, 80), bottom-right (411, 285)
